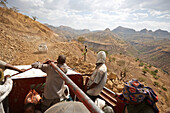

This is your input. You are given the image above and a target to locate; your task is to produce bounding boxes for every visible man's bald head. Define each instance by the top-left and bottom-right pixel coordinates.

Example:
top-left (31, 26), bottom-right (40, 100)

top-left (57, 55), bottom-right (66, 64)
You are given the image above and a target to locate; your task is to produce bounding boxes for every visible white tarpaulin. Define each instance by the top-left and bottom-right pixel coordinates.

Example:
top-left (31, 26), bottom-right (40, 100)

top-left (4, 65), bottom-right (80, 79)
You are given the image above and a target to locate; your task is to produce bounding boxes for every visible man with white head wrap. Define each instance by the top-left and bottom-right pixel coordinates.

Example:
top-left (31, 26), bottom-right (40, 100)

top-left (86, 51), bottom-right (107, 101)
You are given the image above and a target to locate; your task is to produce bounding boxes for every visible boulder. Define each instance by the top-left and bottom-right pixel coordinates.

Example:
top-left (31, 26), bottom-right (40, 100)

top-left (107, 80), bottom-right (113, 88)
top-left (116, 85), bottom-right (124, 92)
top-left (108, 72), bottom-right (117, 80)
top-left (113, 79), bottom-right (119, 85)
top-left (112, 87), bottom-right (118, 93)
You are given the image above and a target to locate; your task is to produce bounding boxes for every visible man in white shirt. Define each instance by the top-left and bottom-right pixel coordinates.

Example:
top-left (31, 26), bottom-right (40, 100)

top-left (0, 60), bottom-right (23, 113)
top-left (0, 73), bottom-right (13, 113)
top-left (86, 51), bottom-right (107, 101)
top-left (32, 55), bottom-right (68, 112)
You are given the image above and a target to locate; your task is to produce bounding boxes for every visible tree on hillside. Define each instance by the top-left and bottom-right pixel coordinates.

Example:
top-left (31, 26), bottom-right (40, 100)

top-left (32, 16), bottom-right (37, 21)
top-left (117, 60), bottom-right (135, 82)
top-left (0, 0), bottom-right (7, 7)
top-left (0, 0), bottom-right (8, 16)
top-left (77, 37), bottom-right (85, 43)
top-left (10, 6), bottom-right (19, 12)
top-left (9, 6), bottom-right (19, 17)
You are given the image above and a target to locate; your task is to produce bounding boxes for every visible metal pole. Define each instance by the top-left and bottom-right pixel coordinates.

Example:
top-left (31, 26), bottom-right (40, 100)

top-left (50, 62), bottom-right (104, 113)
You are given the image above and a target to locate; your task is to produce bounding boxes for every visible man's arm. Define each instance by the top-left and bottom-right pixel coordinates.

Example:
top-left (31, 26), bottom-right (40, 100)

top-left (87, 71), bottom-right (104, 89)
top-left (5, 64), bottom-right (23, 73)
top-left (0, 60), bottom-right (23, 73)
top-left (88, 83), bottom-right (98, 89)
top-left (31, 62), bottom-right (49, 73)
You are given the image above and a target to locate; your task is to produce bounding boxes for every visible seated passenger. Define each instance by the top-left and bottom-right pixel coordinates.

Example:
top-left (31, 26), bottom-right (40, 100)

top-left (118, 79), bottom-right (159, 113)
top-left (0, 60), bottom-right (24, 113)
top-left (24, 103), bottom-right (41, 113)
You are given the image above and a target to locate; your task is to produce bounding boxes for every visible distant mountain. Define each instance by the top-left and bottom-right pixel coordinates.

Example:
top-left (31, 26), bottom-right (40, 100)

top-left (154, 29), bottom-right (170, 37)
top-left (45, 24), bottom-right (91, 39)
top-left (57, 25), bottom-right (90, 34)
top-left (112, 26), bottom-right (136, 34)
top-left (112, 26), bottom-right (170, 40)
top-left (139, 28), bottom-right (151, 33)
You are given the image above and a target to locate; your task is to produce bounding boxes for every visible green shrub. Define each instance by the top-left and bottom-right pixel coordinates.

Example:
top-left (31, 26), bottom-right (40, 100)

top-left (112, 57), bottom-right (116, 61)
top-left (10, 7), bottom-right (19, 12)
top-left (32, 16), bottom-right (37, 21)
top-left (109, 57), bottom-right (116, 62)
top-left (89, 47), bottom-right (94, 51)
top-left (150, 71), bottom-right (157, 76)
top-left (136, 58), bottom-right (139, 62)
top-left (153, 81), bottom-right (159, 87)
top-left (148, 64), bottom-right (152, 68)
top-left (154, 69), bottom-right (158, 73)
top-left (138, 77), bottom-right (146, 82)
top-left (25, 15), bottom-right (29, 19)
top-left (142, 70), bottom-right (147, 75)
top-left (162, 86), bottom-right (167, 91)
top-left (139, 62), bottom-right (144, 67)
top-left (77, 37), bottom-right (85, 43)
top-left (153, 75), bottom-right (160, 80)
top-left (117, 60), bottom-right (125, 66)
top-left (109, 57), bottom-right (112, 62)
top-left (144, 66), bottom-right (148, 70)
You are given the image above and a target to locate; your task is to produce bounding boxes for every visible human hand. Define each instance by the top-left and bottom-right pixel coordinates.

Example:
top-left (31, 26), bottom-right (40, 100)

top-left (44, 59), bottom-right (52, 64)
top-left (5, 75), bottom-right (11, 79)
top-left (31, 62), bottom-right (40, 68)
top-left (19, 69), bottom-right (26, 73)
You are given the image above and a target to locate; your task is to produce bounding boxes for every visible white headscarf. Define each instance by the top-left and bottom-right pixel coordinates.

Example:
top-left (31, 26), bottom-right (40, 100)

top-left (96, 51), bottom-right (106, 64)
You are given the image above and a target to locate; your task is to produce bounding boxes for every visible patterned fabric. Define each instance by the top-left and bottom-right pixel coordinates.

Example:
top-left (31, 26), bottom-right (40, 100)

top-left (120, 79), bottom-right (159, 113)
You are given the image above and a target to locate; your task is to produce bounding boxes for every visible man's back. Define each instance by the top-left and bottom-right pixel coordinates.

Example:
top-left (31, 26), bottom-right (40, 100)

top-left (36, 63), bottom-right (68, 99)
top-left (87, 64), bottom-right (107, 96)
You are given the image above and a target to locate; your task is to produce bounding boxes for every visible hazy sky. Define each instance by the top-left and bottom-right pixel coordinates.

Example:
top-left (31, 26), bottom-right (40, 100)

top-left (8, 0), bottom-right (170, 31)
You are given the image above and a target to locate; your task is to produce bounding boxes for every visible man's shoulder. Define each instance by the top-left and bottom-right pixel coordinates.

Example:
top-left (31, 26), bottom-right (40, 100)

top-left (59, 63), bottom-right (68, 69)
top-left (99, 64), bottom-right (107, 71)
top-left (59, 63), bottom-right (68, 73)
top-left (0, 60), bottom-right (7, 67)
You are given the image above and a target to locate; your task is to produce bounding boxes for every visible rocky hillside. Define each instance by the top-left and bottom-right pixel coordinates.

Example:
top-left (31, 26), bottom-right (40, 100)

top-left (130, 39), bottom-right (170, 74)
top-left (0, 7), bottom-right (96, 66)
top-left (105, 53), bottom-right (170, 113)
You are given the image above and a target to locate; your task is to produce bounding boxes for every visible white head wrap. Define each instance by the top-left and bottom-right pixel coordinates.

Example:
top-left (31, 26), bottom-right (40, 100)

top-left (96, 51), bottom-right (106, 64)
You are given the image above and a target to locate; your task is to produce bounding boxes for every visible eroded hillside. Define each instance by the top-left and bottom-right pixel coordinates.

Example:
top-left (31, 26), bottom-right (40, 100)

top-left (113, 26), bottom-right (170, 75)
top-left (77, 29), bottom-right (138, 57)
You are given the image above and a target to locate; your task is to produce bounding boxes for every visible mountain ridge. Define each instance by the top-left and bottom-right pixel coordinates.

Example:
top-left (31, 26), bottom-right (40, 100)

top-left (112, 26), bottom-right (170, 39)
